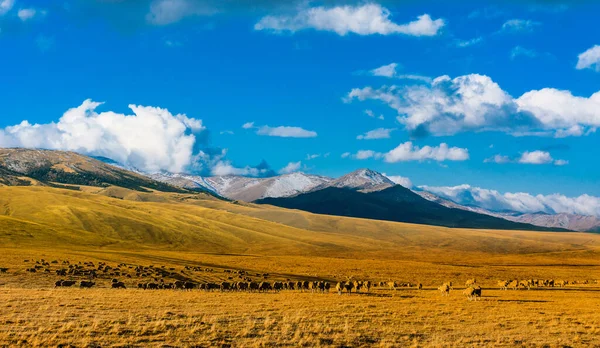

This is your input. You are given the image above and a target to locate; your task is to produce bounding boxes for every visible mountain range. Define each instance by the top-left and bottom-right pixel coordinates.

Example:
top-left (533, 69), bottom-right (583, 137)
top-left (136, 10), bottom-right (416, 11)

top-left (153, 168), bottom-right (599, 232)
top-left (1, 148), bottom-right (598, 232)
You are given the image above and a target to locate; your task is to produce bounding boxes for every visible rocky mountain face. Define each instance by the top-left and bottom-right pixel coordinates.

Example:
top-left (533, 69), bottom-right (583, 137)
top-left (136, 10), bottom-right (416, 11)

top-left (0, 148), bottom-right (188, 193)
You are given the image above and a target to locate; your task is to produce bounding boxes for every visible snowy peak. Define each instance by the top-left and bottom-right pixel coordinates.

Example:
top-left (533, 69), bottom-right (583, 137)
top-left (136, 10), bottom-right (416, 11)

top-left (152, 171), bottom-right (332, 202)
top-left (327, 168), bottom-right (396, 192)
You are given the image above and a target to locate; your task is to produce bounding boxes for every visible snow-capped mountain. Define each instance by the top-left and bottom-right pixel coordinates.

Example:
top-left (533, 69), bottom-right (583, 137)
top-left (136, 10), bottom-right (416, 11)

top-left (319, 168), bottom-right (396, 193)
top-left (152, 172), bottom-right (332, 202)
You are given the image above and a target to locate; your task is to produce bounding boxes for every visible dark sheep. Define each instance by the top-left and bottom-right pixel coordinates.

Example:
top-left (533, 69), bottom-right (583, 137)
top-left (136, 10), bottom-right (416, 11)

top-left (112, 282), bottom-right (126, 289)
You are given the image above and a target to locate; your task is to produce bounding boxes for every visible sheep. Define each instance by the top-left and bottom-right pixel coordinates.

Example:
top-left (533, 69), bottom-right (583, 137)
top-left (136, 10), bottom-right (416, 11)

top-left (387, 281), bottom-right (397, 291)
top-left (465, 279), bottom-right (476, 287)
top-left (497, 280), bottom-right (509, 290)
top-left (112, 282), bottom-right (126, 289)
top-left (438, 284), bottom-right (450, 296)
top-left (417, 283), bottom-right (423, 290)
top-left (79, 281), bottom-right (95, 288)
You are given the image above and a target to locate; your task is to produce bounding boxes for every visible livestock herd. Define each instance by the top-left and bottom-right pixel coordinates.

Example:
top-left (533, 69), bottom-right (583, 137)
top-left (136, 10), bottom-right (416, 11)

top-left (1, 259), bottom-right (597, 301)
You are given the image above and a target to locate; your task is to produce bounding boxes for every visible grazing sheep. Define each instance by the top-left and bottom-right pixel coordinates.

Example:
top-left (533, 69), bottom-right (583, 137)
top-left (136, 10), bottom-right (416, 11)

top-left (249, 282), bottom-right (259, 292)
top-left (259, 282), bottom-right (272, 292)
top-left (273, 282), bottom-right (284, 292)
top-left (112, 282), bottom-right (126, 289)
top-left (343, 282), bottom-right (354, 293)
top-left (335, 282), bottom-right (344, 295)
top-left (438, 284), bottom-right (450, 296)
top-left (497, 280), bottom-right (509, 290)
top-left (417, 283), bottom-right (423, 290)
top-left (519, 280), bottom-right (531, 290)
top-left (55, 280), bottom-right (64, 287)
top-left (363, 281), bottom-right (372, 292)
top-left (463, 285), bottom-right (482, 300)
top-left (324, 282), bottom-right (331, 292)
top-left (387, 281), bottom-right (397, 291)
top-left (80, 281), bottom-right (95, 288)
top-left (507, 280), bottom-right (519, 290)
top-left (556, 280), bottom-right (567, 287)
top-left (60, 280), bottom-right (77, 287)
top-left (220, 282), bottom-right (231, 292)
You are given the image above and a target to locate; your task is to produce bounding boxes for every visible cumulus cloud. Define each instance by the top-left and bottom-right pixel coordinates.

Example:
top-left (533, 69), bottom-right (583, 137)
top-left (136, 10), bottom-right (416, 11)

top-left (344, 142), bottom-right (469, 163)
top-left (255, 4), bottom-right (444, 36)
top-left (385, 175), bottom-right (413, 188)
top-left (0, 99), bottom-right (209, 174)
top-left (0, 0), bottom-right (14, 16)
top-left (500, 19), bottom-right (540, 33)
top-left (278, 161), bottom-right (302, 174)
top-left (518, 150), bottom-right (553, 164)
top-left (384, 142), bottom-right (469, 163)
top-left (420, 184), bottom-right (600, 218)
top-left (357, 128), bottom-right (395, 140)
top-left (576, 45), bottom-right (600, 71)
top-left (346, 73), bottom-right (600, 137)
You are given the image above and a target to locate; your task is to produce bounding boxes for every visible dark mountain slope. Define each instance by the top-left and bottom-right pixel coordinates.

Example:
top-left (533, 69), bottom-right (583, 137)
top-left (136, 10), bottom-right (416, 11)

top-left (256, 186), bottom-right (569, 231)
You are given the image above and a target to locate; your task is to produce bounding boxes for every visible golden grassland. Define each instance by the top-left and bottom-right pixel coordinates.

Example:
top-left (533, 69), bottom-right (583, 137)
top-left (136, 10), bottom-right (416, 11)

top-left (1, 186), bottom-right (600, 347)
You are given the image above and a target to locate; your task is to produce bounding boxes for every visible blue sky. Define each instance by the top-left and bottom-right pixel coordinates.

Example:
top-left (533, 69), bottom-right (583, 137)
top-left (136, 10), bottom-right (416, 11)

top-left (1, 0), bottom-right (599, 202)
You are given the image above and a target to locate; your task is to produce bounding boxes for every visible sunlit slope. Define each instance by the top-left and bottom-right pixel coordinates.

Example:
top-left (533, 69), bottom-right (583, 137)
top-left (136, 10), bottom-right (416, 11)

top-left (1, 186), bottom-right (600, 259)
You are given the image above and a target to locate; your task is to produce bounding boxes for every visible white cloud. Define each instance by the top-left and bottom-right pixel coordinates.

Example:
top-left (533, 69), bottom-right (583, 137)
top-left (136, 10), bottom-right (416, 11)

top-left (0, 99), bottom-right (207, 173)
top-left (500, 19), bottom-right (541, 33)
top-left (484, 154), bottom-right (511, 164)
top-left (365, 109), bottom-right (384, 120)
top-left (576, 45), bottom-right (600, 71)
top-left (146, 0), bottom-right (215, 25)
top-left (554, 159), bottom-right (569, 166)
top-left (384, 142), bottom-right (469, 163)
top-left (371, 63), bottom-right (399, 78)
top-left (17, 8), bottom-right (36, 21)
top-left (255, 4), bottom-right (444, 36)
top-left (220, 130), bottom-right (234, 135)
top-left (354, 150), bottom-right (381, 160)
top-left (341, 152), bottom-right (351, 158)
top-left (255, 125), bottom-right (317, 138)
top-left (420, 184), bottom-right (600, 218)
top-left (385, 175), bottom-right (413, 188)
top-left (518, 150), bottom-right (553, 164)
top-left (485, 151), bottom-right (567, 166)
top-left (357, 128), bottom-right (395, 140)
top-left (456, 36), bottom-right (483, 47)
top-left (511, 46), bottom-right (537, 59)
top-left (346, 73), bottom-right (600, 137)
top-left (0, 0), bottom-right (14, 15)
top-left (242, 122), bottom-right (255, 129)
top-left (306, 153), bottom-right (320, 160)
top-left (211, 161), bottom-right (270, 177)
top-left (278, 161), bottom-right (302, 174)
top-left (369, 63), bottom-right (432, 82)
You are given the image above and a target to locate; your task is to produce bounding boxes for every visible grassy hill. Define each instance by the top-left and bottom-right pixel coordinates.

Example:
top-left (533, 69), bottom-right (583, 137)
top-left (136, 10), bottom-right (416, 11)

top-left (0, 186), bottom-right (598, 261)
top-left (0, 148), bottom-right (192, 193)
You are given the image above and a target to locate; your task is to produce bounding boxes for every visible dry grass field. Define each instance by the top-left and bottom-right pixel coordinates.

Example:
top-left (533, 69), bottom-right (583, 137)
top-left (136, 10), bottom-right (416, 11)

top-left (1, 186), bottom-right (600, 347)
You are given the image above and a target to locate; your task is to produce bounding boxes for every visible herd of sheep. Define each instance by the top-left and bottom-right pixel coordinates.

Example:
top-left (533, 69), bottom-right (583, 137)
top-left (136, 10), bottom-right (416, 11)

top-left (2, 259), bottom-right (597, 301)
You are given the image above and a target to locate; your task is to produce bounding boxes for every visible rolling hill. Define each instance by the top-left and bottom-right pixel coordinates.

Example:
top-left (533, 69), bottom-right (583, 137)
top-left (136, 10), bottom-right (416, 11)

top-left (0, 148), bottom-right (192, 193)
top-left (256, 185), bottom-right (567, 231)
